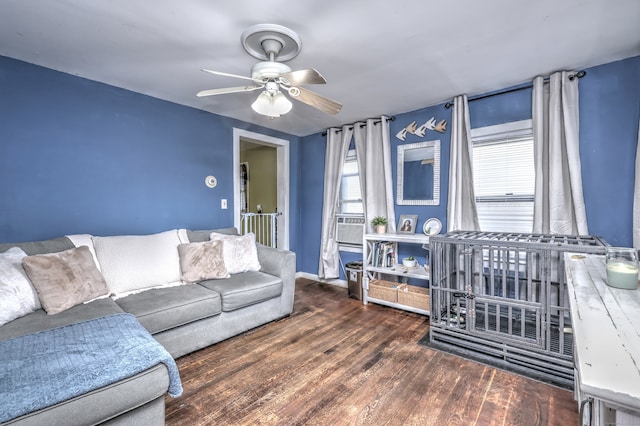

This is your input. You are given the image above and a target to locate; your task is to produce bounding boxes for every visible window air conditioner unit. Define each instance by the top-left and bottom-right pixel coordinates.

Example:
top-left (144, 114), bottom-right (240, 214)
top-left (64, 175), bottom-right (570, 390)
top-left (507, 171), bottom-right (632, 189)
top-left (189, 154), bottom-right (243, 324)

top-left (336, 215), bottom-right (365, 246)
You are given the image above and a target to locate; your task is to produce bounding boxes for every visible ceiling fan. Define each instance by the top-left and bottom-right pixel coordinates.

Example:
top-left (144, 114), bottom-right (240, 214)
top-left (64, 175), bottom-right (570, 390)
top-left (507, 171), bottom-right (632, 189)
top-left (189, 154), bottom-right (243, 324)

top-left (197, 24), bottom-right (342, 118)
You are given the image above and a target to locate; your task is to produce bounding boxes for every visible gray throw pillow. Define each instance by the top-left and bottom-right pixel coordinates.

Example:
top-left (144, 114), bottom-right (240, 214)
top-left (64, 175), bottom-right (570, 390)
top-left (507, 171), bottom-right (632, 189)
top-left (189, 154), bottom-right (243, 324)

top-left (22, 246), bottom-right (109, 315)
top-left (178, 240), bottom-right (229, 283)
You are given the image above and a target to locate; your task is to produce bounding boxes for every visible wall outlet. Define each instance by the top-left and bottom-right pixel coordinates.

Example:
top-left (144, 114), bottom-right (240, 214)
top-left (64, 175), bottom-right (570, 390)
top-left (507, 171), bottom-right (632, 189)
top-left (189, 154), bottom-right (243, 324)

top-left (221, 199), bottom-right (227, 209)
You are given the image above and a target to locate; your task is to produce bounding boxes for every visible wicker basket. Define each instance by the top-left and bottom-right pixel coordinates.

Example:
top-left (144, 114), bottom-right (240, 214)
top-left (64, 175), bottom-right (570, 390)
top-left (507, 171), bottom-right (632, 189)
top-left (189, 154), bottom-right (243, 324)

top-left (368, 279), bottom-right (400, 303)
top-left (397, 284), bottom-right (430, 311)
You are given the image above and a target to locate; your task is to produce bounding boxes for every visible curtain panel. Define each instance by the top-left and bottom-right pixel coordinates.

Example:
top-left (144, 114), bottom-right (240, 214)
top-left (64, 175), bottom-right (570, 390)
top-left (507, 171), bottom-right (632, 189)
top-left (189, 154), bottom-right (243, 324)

top-left (354, 117), bottom-right (396, 234)
top-left (317, 126), bottom-right (352, 279)
top-left (317, 117), bottom-right (395, 279)
top-left (447, 94), bottom-right (480, 232)
top-left (532, 72), bottom-right (588, 235)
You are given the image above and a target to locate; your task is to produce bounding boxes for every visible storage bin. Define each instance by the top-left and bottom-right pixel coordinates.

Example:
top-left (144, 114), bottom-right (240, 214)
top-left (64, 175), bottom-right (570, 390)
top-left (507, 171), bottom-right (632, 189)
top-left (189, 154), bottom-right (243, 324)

top-left (368, 279), bottom-right (400, 303)
top-left (397, 284), bottom-right (430, 311)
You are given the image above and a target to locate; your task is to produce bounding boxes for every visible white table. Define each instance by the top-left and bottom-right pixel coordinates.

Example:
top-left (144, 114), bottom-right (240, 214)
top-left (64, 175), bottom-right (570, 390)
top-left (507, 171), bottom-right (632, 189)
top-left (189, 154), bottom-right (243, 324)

top-left (564, 253), bottom-right (640, 425)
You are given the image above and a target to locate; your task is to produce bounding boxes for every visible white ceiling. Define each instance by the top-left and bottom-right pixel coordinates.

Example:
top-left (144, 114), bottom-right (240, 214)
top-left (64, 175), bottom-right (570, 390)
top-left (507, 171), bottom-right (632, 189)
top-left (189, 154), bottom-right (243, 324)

top-left (1, 0), bottom-right (639, 137)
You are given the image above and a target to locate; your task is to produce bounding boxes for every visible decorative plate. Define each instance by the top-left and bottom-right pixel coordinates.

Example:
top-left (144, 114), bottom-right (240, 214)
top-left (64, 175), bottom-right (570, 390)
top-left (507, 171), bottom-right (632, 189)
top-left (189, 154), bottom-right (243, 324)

top-left (423, 218), bottom-right (442, 236)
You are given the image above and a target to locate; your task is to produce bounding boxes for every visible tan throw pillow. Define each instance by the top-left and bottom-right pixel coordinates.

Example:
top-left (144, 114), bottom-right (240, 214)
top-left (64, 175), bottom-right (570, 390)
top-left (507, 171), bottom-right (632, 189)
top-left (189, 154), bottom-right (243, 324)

top-left (209, 232), bottom-right (261, 274)
top-left (178, 240), bottom-right (229, 283)
top-left (22, 246), bottom-right (110, 315)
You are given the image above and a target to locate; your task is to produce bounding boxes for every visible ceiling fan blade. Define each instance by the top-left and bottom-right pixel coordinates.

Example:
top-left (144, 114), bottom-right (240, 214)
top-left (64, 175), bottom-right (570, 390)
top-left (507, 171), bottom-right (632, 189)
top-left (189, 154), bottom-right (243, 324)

top-left (201, 69), bottom-right (262, 83)
top-left (197, 85), bottom-right (263, 97)
top-left (278, 68), bottom-right (327, 86)
top-left (286, 86), bottom-right (342, 115)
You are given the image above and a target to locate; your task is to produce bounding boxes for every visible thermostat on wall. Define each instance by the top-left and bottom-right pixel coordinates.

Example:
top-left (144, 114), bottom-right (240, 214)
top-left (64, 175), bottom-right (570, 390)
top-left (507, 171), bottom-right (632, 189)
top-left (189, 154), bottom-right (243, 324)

top-left (205, 175), bottom-right (217, 188)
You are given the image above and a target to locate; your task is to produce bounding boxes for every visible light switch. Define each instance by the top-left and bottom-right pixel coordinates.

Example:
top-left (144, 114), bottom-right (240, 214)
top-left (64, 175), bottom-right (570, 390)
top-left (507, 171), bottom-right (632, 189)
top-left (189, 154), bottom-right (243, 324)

top-left (221, 199), bottom-right (227, 209)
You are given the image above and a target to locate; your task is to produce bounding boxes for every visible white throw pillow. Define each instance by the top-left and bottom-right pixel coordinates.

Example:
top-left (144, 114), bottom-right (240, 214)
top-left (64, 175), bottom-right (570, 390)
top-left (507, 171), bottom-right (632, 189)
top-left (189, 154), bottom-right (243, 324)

top-left (93, 230), bottom-right (183, 298)
top-left (177, 228), bottom-right (189, 244)
top-left (209, 232), bottom-right (261, 274)
top-left (0, 247), bottom-right (41, 325)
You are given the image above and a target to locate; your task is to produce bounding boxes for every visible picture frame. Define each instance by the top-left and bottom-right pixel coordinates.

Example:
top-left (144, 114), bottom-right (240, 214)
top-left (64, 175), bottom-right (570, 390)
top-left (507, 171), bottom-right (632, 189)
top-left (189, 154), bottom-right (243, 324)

top-left (397, 214), bottom-right (418, 234)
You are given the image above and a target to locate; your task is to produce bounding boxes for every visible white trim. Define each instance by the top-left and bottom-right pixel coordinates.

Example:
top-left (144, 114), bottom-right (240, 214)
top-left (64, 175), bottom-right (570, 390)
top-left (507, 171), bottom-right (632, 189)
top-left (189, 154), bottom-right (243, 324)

top-left (233, 128), bottom-right (290, 250)
top-left (338, 245), bottom-right (363, 254)
top-left (471, 119), bottom-right (533, 142)
top-left (397, 140), bottom-right (441, 206)
top-left (295, 271), bottom-right (348, 288)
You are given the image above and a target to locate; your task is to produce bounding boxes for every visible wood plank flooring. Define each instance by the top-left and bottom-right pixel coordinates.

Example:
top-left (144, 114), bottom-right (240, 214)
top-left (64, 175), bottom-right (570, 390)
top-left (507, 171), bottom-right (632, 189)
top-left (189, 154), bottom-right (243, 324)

top-left (165, 278), bottom-right (579, 425)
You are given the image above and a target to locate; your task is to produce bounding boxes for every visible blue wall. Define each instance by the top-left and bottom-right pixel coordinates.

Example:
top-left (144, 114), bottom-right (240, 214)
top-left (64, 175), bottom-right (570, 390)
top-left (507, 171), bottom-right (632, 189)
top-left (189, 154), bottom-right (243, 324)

top-left (0, 56), bottom-right (301, 257)
top-left (298, 131), bottom-right (326, 274)
top-left (2, 54), bottom-right (639, 275)
top-left (299, 55), bottom-right (640, 277)
top-left (580, 57), bottom-right (640, 246)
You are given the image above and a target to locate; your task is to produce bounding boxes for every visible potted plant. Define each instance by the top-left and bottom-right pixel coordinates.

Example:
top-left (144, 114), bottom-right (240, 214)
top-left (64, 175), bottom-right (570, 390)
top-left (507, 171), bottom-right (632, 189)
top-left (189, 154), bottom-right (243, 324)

top-left (402, 256), bottom-right (417, 268)
top-left (371, 216), bottom-right (388, 234)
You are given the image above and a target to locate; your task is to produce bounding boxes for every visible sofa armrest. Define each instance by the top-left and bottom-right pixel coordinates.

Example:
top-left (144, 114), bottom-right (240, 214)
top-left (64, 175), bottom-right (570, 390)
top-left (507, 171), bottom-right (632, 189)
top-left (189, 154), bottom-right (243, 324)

top-left (256, 245), bottom-right (296, 315)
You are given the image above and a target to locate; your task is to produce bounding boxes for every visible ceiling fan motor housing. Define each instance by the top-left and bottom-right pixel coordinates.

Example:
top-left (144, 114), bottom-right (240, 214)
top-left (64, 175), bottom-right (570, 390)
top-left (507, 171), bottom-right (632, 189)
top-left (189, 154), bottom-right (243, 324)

top-left (251, 61), bottom-right (292, 80)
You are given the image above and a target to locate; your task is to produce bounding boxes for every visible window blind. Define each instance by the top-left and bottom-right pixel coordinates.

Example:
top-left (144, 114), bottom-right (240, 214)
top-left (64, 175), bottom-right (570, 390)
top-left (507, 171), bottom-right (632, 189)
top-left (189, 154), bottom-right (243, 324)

top-left (473, 137), bottom-right (535, 199)
top-left (472, 120), bottom-right (534, 233)
top-left (338, 150), bottom-right (363, 215)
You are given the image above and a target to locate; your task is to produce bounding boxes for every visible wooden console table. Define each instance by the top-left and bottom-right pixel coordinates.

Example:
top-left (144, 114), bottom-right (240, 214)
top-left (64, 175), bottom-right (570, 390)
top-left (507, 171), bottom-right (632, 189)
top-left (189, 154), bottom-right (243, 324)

top-left (564, 253), bottom-right (640, 425)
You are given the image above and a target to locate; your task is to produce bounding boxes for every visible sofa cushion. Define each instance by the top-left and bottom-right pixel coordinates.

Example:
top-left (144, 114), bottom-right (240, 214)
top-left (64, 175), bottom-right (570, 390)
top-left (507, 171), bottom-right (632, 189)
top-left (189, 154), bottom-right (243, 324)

top-left (198, 271), bottom-right (282, 312)
top-left (0, 236), bottom-right (75, 256)
top-left (187, 227), bottom-right (238, 243)
top-left (5, 365), bottom-right (168, 426)
top-left (209, 232), bottom-right (261, 274)
top-left (22, 246), bottom-right (110, 315)
top-left (0, 298), bottom-right (124, 342)
top-left (93, 230), bottom-right (183, 298)
top-left (178, 240), bottom-right (229, 283)
top-left (115, 284), bottom-right (222, 334)
top-left (0, 247), bottom-right (41, 326)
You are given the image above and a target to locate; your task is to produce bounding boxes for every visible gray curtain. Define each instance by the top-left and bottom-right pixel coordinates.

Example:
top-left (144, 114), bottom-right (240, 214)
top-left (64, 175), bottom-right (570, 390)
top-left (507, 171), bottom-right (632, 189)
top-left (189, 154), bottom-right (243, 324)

top-left (447, 95), bottom-right (480, 232)
top-left (532, 72), bottom-right (588, 235)
top-left (633, 120), bottom-right (640, 247)
top-left (353, 116), bottom-right (396, 233)
top-left (317, 125), bottom-right (353, 279)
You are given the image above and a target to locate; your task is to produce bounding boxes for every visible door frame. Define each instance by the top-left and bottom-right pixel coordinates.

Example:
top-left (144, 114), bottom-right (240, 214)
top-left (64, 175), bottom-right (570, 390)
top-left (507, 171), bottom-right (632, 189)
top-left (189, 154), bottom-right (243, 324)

top-left (233, 128), bottom-right (290, 250)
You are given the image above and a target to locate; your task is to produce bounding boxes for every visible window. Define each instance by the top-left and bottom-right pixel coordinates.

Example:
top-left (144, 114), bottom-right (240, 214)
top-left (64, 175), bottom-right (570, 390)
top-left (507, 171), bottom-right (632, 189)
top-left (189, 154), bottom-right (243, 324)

top-left (471, 120), bottom-right (534, 233)
top-left (337, 149), bottom-right (363, 215)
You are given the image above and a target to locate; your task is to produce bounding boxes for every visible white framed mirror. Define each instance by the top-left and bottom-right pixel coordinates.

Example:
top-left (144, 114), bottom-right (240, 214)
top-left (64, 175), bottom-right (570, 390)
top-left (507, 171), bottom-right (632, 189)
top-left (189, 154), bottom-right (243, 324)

top-left (397, 140), bottom-right (440, 205)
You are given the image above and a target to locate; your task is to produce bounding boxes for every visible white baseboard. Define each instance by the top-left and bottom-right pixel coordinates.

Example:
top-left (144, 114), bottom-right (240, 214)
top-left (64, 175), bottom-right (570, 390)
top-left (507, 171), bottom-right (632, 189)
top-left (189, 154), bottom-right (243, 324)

top-left (295, 271), bottom-right (348, 288)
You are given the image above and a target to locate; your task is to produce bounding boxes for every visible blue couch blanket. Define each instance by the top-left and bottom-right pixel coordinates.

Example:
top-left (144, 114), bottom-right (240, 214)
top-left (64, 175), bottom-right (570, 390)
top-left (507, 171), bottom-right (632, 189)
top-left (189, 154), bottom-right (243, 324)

top-left (0, 313), bottom-right (182, 423)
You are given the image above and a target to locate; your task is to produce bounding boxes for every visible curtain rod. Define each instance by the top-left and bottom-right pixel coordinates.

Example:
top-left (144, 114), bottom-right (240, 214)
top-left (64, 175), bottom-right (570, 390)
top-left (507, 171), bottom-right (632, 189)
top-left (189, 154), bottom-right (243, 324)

top-left (443, 70), bottom-right (586, 109)
top-left (322, 116), bottom-right (396, 136)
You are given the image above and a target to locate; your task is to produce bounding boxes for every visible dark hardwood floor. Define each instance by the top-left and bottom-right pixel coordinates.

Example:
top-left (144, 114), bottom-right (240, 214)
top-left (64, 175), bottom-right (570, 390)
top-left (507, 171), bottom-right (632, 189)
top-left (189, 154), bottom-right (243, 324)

top-left (165, 278), bottom-right (578, 425)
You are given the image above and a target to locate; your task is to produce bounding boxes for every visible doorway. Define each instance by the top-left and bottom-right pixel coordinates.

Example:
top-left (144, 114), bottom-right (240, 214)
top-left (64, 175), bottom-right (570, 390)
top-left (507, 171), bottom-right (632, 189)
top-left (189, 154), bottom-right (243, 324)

top-left (233, 128), bottom-right (290, 250)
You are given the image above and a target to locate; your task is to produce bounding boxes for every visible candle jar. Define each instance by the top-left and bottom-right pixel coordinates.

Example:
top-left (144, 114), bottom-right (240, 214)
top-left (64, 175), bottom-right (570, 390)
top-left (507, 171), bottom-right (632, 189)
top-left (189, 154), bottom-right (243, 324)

top-left (605, 247), bottom-right (639, 290)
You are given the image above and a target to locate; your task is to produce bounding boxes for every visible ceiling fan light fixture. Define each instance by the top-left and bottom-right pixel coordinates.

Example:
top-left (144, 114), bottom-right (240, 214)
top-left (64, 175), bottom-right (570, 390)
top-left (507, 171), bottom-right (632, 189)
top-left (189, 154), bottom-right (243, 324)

top-left (251, 90), bottom-right (292, 118)
top-left (198, 24), bottom-right (342, 117)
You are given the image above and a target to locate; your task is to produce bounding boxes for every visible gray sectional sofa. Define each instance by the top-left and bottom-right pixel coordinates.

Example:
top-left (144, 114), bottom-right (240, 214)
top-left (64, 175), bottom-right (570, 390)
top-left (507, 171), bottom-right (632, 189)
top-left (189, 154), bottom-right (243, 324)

top-left (0, 228), bottom-right (296, 425)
